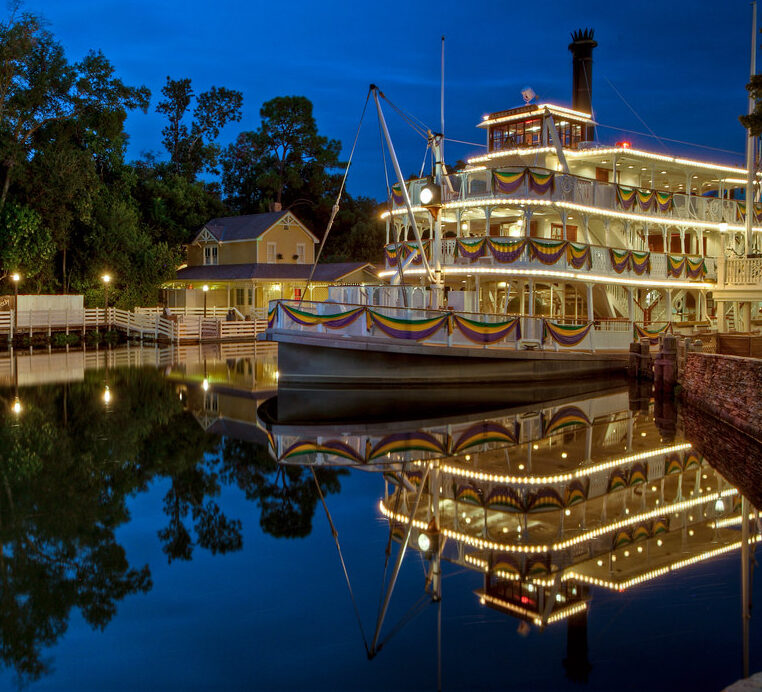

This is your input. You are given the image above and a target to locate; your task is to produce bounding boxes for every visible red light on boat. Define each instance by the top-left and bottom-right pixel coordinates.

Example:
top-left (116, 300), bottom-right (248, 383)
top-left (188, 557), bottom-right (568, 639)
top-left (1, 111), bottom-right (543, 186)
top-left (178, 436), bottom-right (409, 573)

top-left (616, 140), bottom-right (631, 149)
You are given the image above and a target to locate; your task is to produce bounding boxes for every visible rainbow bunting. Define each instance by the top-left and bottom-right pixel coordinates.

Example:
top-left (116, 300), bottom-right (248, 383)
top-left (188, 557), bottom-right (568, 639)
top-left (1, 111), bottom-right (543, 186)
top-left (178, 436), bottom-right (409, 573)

top-left (391, 183), bottom-right (404, 206)
top-left (656, 191), bottom-right (673, 212)
top-left (613, 529), bottom-right (633, 548)
top-left (486, 486), bottom-right (525, 512)
top-left (637, 189), bottom-right (655, 211)
top-left (633, 523), bottom-right (651, 542)
top-left (683, 450), bottom-right (701, 470)
top-left (634, 322), bottom-right (671, 344)
top-left (609, 248), bottom-right (631, 273)
top-left (652, 517), bottom-right (669, 535)
top-left (616, 186), bottom-right (637, 210)
top-left (544, 406), bottom-right (590, 436)
top-left (488, 237), bottom-right (527, 263)
top-left (366, 309), bottom-right (449, 341)
top-left (630, 251), bottom-right (651, 275)
top-left (384, 243), bottom-right (401, 266)
top-left (667, 255), bottom-right (686, 278)
top-left (279, 439), bottom-right (364, 464)
top-left (492, 553), bottom-right (521, 576)
top-left (457, 237), bottom-right (487, 262)
top-left (564, 480), bottom-right (588, 507)
top-left (527, 555), bottom-right (550, 576)
top-left (542, 320), bottom-right (593, 347)
top-left (629, 462), bottom-right (647, 486)
top-left (608, 469), bottom-right (628, 492)
top-left (404, 241), bottom-right (429, 265)
top-left (493, 169), bottom-right (526, 194)
top-left (456, 485), bottom-right (483, 506)
top-left (529, 238), bottom-right (568, 265)
top-left (452, 314), bottom-right (521, 344)
top-left (686, 257), bottom-right (706, 279)
top-left (566, 242), bottom-right (591, 269)
top-left (281, 303), bottom-right (365, 329)
top-left (453, 421), bottom-right (518, 453)
top-left (527, 487), bottom-right (564, 513)
top-left (267, 304), bottom-right (278, 328)
top-left (528, 169), bottom-right (554, 194)
top-left (369, 431), bottom-right (446, 459)
top-left (665, 453), bottom-right (683, 475)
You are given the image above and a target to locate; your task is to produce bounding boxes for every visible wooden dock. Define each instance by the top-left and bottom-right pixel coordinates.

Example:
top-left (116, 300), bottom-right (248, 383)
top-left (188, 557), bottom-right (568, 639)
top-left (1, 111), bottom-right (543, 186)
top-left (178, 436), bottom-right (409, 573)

top-left (0, 307), bottom-right (267, 344)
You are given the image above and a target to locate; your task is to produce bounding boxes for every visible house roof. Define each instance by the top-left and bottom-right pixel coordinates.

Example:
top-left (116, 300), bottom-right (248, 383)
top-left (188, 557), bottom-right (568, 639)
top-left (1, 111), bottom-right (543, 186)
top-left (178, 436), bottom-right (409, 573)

top-left (194, 212), bottom-right (319, 243)
top-left (174, 262), bottom-right (378, 282)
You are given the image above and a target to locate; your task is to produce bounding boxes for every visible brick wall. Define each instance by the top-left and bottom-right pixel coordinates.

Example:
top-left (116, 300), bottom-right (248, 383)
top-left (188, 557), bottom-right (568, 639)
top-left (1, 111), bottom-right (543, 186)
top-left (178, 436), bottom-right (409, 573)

top-left (681, 352), bottom-right (762, 440)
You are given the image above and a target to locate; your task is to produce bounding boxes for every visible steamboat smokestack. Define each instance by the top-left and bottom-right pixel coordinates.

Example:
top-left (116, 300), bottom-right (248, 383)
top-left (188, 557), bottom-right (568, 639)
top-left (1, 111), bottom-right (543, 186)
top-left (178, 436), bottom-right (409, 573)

top-left (569, 28), bottom-right (597, 140)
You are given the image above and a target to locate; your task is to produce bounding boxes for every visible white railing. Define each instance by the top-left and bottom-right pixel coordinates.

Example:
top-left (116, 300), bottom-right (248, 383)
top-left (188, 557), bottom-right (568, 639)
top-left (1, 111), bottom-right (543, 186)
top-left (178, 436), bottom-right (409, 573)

top-left (390, 239), bottom-right (717, 284)
top-left (724, 257), bottom-right (762, 286)
top-left (268, 299), bottom-right (633, 353)
top-left (404, 167), bottom-right (745, 226)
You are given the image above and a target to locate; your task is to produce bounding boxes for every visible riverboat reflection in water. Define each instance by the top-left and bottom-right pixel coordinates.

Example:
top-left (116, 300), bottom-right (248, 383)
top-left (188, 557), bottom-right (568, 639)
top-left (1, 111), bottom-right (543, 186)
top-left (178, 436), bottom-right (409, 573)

top-left (0, 345), bottom-right (759, 690)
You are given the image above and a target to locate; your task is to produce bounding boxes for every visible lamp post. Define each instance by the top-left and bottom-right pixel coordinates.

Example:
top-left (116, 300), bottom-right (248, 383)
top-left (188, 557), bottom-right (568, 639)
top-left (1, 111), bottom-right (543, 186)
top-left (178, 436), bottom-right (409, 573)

top-left (102, 274), bottom-right (111, 330)
top-left (203, 284), bottom-right (209, 317)
top-left (11, 272), bottom-right (19, 332)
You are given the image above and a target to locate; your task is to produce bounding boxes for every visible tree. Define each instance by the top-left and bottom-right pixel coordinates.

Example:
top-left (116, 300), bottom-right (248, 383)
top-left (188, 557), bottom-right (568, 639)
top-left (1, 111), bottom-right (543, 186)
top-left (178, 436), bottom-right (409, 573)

top-left (221, 95), bottom-right (342, 211)
top-left (0, 10), bottom-right (149, 208)
top-left (0, 202), bottom-right (54, 285)
top-left (740, 74), bottom-right (762, 136)
top-left (156, 76), bottom-right (243, 179)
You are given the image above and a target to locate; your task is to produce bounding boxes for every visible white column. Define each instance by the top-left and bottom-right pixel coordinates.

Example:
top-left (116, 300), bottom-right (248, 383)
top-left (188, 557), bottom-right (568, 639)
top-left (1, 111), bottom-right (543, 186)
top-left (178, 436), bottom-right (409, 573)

top-left (586, 284), bottom-right (594, 322)
top-left (528, 280), bottom-right (535, 317)
top-left (628, 287), bottom-right (635, 321)
top-left (666, 289), bottom-right (673, 321)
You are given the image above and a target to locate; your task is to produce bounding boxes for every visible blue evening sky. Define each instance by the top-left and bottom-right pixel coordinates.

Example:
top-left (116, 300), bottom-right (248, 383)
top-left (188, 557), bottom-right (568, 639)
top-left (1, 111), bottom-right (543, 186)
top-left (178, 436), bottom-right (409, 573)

top-left (24, 0), bottom-right (757, 199)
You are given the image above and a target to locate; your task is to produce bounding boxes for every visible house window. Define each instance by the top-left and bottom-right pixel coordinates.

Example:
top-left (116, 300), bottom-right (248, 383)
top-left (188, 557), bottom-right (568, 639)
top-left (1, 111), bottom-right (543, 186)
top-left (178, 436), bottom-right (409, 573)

top-left (247, 288), bottom-right (253, 305)
top-left (267, 242), bottom-right (277, 263)
top-left (203, 245), bottom-right (218, 265)
top-left (296, 243), bottom-right (305, 263)
top-left (236, 288), bottom-right (244, 304)
top-left (550, 223), bottom-right (577, 241)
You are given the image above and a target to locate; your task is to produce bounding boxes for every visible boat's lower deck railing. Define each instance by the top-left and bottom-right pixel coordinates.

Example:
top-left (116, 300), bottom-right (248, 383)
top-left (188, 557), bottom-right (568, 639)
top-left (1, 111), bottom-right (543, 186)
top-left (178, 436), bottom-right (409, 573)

top-left (268, 300), bottom-right (634, 353)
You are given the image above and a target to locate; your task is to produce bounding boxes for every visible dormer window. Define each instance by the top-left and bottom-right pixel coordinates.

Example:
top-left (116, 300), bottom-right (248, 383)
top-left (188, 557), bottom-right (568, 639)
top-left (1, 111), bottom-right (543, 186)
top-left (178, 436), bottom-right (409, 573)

top-left (203, 245), bottom-right (218, 265)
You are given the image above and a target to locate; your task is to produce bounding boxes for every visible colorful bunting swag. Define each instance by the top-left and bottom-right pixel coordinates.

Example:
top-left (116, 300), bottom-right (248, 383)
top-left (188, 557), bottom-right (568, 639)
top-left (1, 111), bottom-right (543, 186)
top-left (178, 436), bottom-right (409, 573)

top-left (366, 309), bottom-right (450, 341)
top-left (566, 242), bottom-right (592, 269)
top-left (267, 304), bottom-right (278, 328)
top-left (487, 486), bottom-right (525, 512)
top-left (609, 248), bottom-right (631, 273)
top-left (630, 250), bottom-right (651, 275)
top-left (369, 431), bottom-right (446, 460)
top-left (543, 320), bottom-right (593, 347)
top-left (452, 421), bottom-right (518, 453)
top-left (667, 255), bottom-right (686, 278)
top-left (634, 322), bottom-right (672, 344)
top-left (529, 238), bottom-right (568, 265)
top-left (457, 237), bottom-right (487, 262)
top-left (493, 169), bottom-right (526, 194)
top-left (456, 485), bottom-right (483, 506)
top-left (686, 257), bottom-right (707, 279)
top-left (281, 302), bottom-right (365, 329)
top-left (616, 186), bottom-right (637, 210)
top-left (391, 183), bottom-right (404, 206)
top-left (656, 191), bottom-right (673, 212)
top-left (451, 314), bottom-right (521, 344)
top-left (488, 237), bottom-right (527, 263)
top-left (544, 406), bottom-right (591, 436)
top-left (637, 189), bottom-right (655, 211)
top-left (528, 169), bottom-right (555, 195)
top-left (280, 440), bottom-right (364, 464)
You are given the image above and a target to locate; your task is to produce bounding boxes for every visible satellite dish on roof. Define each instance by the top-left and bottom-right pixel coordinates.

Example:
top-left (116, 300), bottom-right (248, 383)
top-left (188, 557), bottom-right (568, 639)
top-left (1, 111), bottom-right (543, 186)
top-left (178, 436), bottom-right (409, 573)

top-left (521, 87), bottom-right (536, 104)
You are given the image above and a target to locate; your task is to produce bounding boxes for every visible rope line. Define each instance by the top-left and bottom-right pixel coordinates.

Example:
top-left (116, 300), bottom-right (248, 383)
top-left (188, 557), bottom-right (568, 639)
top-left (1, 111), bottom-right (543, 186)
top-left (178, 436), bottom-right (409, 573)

top-left (310, 466), bottom-right (370, 654)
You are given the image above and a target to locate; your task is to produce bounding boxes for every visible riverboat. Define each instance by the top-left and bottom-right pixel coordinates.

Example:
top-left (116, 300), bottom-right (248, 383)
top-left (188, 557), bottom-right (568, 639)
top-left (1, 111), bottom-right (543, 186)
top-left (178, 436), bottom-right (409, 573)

top-left (264, 29), bottom-right (760, 387)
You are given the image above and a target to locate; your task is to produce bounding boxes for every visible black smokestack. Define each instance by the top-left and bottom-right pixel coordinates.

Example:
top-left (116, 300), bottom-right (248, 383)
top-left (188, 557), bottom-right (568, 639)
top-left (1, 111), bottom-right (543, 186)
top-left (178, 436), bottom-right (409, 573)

top-left (569, 28), bottom-right (597, 140)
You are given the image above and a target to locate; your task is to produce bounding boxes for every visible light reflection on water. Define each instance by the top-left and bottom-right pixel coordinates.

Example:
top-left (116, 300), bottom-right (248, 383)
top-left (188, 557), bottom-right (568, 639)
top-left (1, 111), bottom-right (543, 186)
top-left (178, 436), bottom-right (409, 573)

top-left (0, 344), bottom-right (760, 691)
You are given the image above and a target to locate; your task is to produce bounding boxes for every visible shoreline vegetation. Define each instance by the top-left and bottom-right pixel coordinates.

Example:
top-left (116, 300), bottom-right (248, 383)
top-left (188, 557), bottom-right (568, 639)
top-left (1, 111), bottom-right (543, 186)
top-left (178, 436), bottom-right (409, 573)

top-left (0, 7), bottom-right (384, 310)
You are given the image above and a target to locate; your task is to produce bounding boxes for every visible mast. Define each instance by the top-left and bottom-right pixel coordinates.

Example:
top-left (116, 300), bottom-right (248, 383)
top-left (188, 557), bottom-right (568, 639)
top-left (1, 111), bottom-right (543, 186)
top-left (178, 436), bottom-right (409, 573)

top-left (440, 36), bottom-right (445, 164)
top-left (745, 2), bottom-right (757, 257)
top-left (372, 87), bottom-right (437, 284)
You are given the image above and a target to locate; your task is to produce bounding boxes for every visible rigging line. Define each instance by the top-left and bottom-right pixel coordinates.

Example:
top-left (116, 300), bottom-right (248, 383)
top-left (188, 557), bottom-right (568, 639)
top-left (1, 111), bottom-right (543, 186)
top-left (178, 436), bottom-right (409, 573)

top-left (594, 123), bottom-right (744, 157)
top-left (376, 593), bottom-right (432, 652)
top-left (379, 91), bottom-right (430, 139)
top-left (310, 465), bottom-right (371, 654)
top-left (444, 136), bottom-right (487, 148)
top-left (419, 142), bottom-right (431, 179)
top-left (604, 77), bottom-right (668, 153)
top-left (377, 462), bottom-right (409, 624)
top-left (378, 109), bottom-right (407, 289)
top-left (300, 88), bottom-right (371, 308)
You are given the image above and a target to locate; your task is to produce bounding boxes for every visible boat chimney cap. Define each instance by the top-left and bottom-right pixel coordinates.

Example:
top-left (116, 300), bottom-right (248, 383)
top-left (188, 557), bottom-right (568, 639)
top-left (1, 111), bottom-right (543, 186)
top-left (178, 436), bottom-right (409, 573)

top-left (568, 27), bottom-right (597, 50)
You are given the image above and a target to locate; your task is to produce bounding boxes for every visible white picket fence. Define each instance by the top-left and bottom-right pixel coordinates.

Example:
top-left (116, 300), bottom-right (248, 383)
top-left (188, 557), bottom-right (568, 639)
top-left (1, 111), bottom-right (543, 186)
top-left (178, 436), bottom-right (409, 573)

top-left (0, 307), bottom-right (267, 343)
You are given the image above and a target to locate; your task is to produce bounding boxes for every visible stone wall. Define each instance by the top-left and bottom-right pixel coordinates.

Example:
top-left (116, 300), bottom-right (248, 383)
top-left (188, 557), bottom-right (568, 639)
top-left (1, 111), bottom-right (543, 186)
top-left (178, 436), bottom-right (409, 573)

top-left (681, 352), bottom-right (762, 440)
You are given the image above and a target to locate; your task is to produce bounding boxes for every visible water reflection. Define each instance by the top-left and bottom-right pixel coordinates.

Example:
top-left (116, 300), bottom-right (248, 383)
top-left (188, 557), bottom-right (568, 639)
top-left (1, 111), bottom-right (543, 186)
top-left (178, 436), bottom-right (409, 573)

top-left (0, 345), bottom-right (343, 685)
top-left (263, 380), bottom-right (762, 678)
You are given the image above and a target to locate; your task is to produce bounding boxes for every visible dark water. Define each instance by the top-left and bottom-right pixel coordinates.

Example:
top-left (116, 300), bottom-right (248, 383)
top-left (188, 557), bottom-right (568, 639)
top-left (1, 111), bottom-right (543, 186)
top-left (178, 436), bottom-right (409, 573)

top-left (0, 347), bottom-right (760, 691)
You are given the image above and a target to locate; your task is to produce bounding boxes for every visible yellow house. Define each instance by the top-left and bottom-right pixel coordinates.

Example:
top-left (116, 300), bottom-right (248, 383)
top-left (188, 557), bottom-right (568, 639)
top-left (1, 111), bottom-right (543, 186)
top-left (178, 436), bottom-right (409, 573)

top-left (162, 210), bottom-right (379, 316)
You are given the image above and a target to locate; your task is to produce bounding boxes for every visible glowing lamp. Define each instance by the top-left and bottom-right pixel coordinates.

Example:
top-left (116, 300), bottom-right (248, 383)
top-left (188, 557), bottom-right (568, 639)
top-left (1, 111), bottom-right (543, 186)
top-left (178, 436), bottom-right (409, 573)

top-left (417, 532), bottom-right (431, 552)
top-left (202, 284), bottom-right (209, 293)
top-left (11, 273), bottom-right (20, 283)
top-left (102, 274), bottom-right (111, 284)
top-left (419, 181), bottom-right (441, 207)
top-left (12, 398), bottom-right (21, 415)
top-left (616, 141), bottom-right (631, 149)
top-left (202, 378), bottom-right (209, 392)
top-left (103, 386), bottom-right (111, 404)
